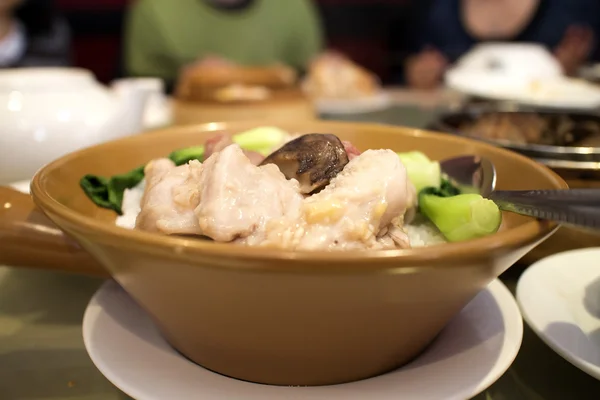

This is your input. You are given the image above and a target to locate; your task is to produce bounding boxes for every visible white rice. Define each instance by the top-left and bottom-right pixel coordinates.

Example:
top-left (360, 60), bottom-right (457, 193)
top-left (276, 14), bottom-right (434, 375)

top-left (404, 215), bottom-right (447, 247)
top-left (116, 181), bottom-right (145, 230)
top-left (116, 182), bottom-right (447, 247)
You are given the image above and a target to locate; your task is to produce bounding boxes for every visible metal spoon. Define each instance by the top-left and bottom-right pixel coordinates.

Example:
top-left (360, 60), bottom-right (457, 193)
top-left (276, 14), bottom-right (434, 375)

top-left (440, 155), bottom-right (600, 230)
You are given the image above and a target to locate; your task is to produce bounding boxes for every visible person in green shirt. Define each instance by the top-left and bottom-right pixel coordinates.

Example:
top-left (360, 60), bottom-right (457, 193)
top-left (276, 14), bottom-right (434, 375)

top-left (124, 0), bottom-right (324, 86)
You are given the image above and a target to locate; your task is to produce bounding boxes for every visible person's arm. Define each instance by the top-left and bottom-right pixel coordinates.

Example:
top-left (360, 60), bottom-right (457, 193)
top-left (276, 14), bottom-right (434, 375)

top-left (124, 0), bottom-right (177, 81)
top-left (284, 0), bottom-right (324, 72)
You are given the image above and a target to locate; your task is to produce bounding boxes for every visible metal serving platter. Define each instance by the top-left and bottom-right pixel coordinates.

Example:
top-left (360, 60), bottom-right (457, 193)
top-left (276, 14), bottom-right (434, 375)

top-left (429, 106), bottom-right (600, 173)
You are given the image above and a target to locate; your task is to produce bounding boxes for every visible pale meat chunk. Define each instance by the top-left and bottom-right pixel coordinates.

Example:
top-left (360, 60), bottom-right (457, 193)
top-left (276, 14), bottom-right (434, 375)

top-left (251, 149), bottom-right (413, 250)
top-left (195, 144), bottom-right (304, 242)
top-left (135, 158), bottom-right (204, 235)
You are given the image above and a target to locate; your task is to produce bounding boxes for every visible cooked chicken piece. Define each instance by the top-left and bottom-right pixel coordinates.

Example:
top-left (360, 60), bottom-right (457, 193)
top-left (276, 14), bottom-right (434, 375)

top-left (205, 132), bottom-right (265, 165)
top-left (248, 149), bottom-right (413, 250)
top-left (260, 133), bottom-right (349, 194)
top-left (135, 158), bottom-right (204, 235)
top-left (195, 144), bottom-right (304, 242)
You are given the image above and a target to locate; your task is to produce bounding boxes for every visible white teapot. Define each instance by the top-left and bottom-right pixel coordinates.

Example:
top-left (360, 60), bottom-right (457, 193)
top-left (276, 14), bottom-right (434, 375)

top-left (0, 68), bottom-right (162, 184)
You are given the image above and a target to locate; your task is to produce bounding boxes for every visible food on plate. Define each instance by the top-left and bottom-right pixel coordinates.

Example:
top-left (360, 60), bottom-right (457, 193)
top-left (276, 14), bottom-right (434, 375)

top-left (213, 83), bottom-right (271, 102)
top-left (80, 127), bottom-right (502, 249)
top-left (175, 60), bottom-right (298, 103)
top-left (455, 112), bottom-right (600, 146)
top-left (301, 52), bottom-right (380, 99)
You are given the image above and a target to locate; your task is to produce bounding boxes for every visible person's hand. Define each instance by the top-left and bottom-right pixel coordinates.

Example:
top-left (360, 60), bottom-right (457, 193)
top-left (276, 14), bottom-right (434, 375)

top-left (405, 47), bottom-right (448, 90)
top-left (553, 25), bottom-right (594, 76)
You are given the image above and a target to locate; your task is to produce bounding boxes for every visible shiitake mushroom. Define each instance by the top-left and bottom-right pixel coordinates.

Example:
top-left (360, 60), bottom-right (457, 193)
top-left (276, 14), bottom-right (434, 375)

top-left (259, 133), bottom-right (349, 193)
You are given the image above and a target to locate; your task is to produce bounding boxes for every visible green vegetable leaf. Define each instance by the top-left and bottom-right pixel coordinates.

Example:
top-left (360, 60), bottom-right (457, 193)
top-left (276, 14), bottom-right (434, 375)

top-left (80, 165), bottom-right (145, 215)
top-left (168, 145), bottom-right (205, 166)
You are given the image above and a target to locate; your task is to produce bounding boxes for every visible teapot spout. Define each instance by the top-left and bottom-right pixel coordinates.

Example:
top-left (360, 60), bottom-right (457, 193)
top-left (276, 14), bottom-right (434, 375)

top-left (111, 77), bottom-right (166, 134)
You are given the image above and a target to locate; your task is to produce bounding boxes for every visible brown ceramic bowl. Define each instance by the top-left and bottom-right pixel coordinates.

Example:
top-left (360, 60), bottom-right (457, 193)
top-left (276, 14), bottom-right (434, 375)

top-left (0, 121), bottom-right (566, 386)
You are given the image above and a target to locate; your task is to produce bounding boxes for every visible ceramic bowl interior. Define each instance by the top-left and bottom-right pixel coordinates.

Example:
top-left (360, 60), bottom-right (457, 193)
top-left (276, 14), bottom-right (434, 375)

top-left (30, 120), bottom-right (566, 386)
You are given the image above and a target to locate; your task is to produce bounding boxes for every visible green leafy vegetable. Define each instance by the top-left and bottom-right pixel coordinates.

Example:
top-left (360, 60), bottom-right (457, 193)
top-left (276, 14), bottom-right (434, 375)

top-left (169, 145), bottom-right (205, 166)
top-left (80, 166), bottom-right (145, 215)
top-left (397, 151), bottom-right (441, 192)
top-left (418, 185), bottom-right (502, 242)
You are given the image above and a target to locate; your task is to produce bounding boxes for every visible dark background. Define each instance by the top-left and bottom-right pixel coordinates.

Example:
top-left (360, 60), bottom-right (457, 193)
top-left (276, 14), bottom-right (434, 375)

top-left (55, 0), bottom-right (424, 84)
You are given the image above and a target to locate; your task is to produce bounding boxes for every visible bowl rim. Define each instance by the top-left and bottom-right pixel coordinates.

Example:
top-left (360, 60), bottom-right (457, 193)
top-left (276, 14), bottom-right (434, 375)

top-left (30, 120), bottom-right (566, 272)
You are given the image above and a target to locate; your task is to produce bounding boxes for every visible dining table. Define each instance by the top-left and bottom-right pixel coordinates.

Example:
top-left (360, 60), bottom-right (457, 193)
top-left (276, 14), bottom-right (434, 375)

top-left (1, 87), bottom-right (600, 400)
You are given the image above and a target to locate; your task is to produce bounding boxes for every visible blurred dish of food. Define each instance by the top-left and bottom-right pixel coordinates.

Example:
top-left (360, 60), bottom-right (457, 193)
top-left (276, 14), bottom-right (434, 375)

top-left (431, 109), bottom-right (600, 171)
top-left (445, 43), bottom-right (600, 109)
top-left (302, 52), bottom-right (391, 114)
top-left (446, 71), bottom-right (600, 110)
top-left (176, 60), bottom-right (297, 103)
top-left (213, 83), bottom-right (271, 102)
top-left (172, 60), bottom-right (315, 124)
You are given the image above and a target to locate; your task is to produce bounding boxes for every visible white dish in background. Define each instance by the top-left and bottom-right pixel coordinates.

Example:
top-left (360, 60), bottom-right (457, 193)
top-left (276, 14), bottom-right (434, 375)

top-left (451, 42), bottom-right (563, 80)
top-left (83, 279), bottom-right (522, 400)
top-left (314, 91), bottom-right (392, 115)
top-left (517, 248), bottom-right (600, 380)
top-left (445, 70), bottom-right (600, 110)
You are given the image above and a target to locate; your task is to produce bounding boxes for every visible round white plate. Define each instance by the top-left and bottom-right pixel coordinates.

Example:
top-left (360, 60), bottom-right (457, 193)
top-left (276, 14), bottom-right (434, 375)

top-left (315, 92), bottom-right (392, 115)
top-left (83, 279), bottom-right (522, 400)
top-left (517, 248), bottom-right (600, 380)
top-left (445, 69), bottom-right (600, 110)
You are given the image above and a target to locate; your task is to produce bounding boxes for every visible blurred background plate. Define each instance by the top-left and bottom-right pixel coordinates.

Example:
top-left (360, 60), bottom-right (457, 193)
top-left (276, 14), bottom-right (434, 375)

top-left (445, 71), bottom-right (600, 111)
top-left (430, 107), bottom-right (600, 173)
top-left (313, 91), bottom-right (392, 115)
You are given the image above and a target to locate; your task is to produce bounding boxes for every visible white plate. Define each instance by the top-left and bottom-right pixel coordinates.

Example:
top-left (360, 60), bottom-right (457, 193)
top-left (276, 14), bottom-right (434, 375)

top-left (445, 69), bottom-right (600, 110)
top-left (517, 248), bottom-right (600, 380)
top-left (83, 279), bottom-right (522, 400)
top-left (315, 91), bottom-right (392, 115)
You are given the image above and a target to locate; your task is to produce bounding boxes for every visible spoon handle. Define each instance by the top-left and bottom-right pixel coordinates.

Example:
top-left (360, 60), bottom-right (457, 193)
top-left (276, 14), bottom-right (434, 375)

top-left (491, 189), bottom-right (600, 205)
top-left (492, 197), bottom-right (600, 230)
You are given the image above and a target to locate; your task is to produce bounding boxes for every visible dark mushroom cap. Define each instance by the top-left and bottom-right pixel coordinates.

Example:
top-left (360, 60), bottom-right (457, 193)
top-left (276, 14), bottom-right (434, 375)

top-left (260, 133), bottom-right (349, 193)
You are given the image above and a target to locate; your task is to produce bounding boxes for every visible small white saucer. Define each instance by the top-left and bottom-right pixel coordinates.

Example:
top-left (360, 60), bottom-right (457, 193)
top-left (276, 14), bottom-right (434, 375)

top-left (517, 248), bottom-right (600, 380)
top-left (315, 92), bottom-right (392, 115)
top-left (83, 279), bottom-right (522, 400)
